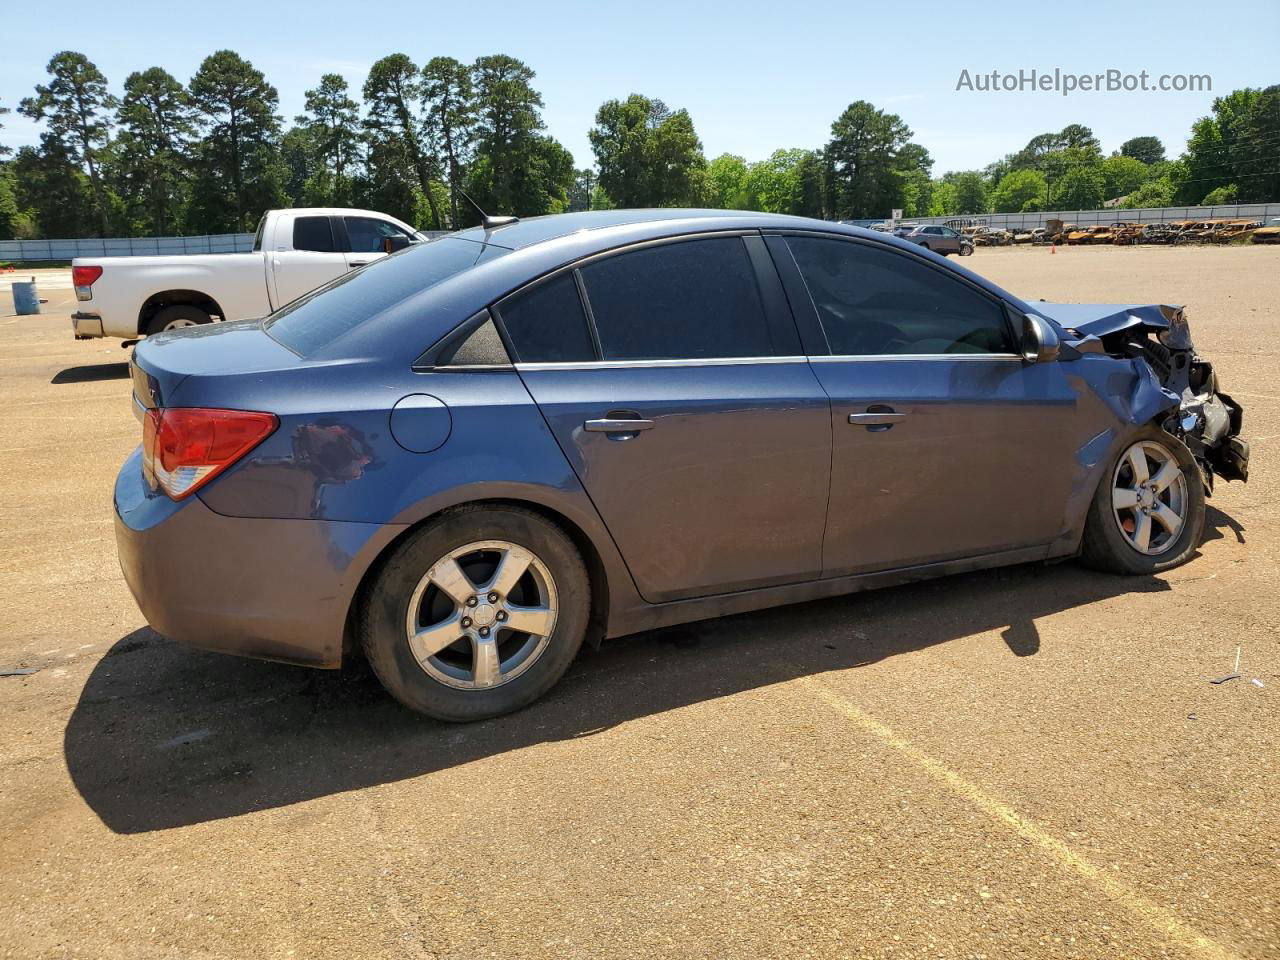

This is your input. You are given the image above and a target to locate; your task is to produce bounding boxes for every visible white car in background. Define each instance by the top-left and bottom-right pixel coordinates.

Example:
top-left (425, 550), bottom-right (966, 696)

top-left (70, 208), bottom-right (425, 340)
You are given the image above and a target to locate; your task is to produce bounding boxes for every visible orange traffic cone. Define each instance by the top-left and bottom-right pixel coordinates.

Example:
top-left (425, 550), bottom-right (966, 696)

top-left (1050, 243), bottom-right (1056, 254)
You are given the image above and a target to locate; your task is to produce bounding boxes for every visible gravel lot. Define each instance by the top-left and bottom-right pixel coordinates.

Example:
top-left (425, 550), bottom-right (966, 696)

top-left (1, 246), bottom-right (1276, 960)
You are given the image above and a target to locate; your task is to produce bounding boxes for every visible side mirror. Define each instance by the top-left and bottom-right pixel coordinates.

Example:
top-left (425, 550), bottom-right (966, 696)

top-left (1020, 312), bottom-right (1061, 364)
top-left (382, 235), bottom-right (411, 255)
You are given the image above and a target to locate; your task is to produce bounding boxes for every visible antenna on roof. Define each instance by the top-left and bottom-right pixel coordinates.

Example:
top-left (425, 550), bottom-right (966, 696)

top-left (457, 189), bottom-right (519, 230)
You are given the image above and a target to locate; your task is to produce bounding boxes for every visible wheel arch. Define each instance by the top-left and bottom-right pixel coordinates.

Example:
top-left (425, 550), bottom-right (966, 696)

top-left (137, 289), bottom-right (226, 335)
top-left (341, 497), bottom-right (614, 665)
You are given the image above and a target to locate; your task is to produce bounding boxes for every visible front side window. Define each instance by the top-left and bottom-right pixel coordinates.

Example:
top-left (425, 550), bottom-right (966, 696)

top-left (293, 216), bottom-right (336, 253)
top-left (578, 237), bottom-right (780, 361)
top-left (785, 236), bottom-right (1014, 356)
top-left (345, 216), bottom-right (412, 253)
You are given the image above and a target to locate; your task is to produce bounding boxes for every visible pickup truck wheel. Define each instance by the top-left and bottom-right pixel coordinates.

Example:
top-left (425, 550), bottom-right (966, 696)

top-left (146, 304), bottom-right (211, 336)
top-left (1080, 429), bottom-right (1205, 575)
top-left (360, 505), bottom-right (590, 722)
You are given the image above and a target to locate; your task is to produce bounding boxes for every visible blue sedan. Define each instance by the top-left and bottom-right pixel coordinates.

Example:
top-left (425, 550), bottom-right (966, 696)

top-left (115, 209), bottom-right (1248, 720)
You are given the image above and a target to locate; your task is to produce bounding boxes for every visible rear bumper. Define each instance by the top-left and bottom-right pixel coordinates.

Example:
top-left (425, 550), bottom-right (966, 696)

top-left (114, 447), bottom-right (404, 668)
top-left (72, 312), bottom-right (104, 340)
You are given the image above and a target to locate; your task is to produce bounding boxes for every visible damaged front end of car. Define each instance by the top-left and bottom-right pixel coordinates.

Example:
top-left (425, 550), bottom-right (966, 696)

top-left (1043, 302), bottom-right (1249, 494)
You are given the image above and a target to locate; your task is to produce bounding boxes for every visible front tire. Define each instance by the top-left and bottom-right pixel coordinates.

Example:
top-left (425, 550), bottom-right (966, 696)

top-left (1080, 429), bottom-right (1205, 575)
top-left (360, 505), bottom-right (590, 721)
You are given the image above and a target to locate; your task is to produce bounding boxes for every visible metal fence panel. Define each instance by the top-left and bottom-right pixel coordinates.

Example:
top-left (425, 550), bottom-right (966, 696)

top-left (0, 229), bottom-right (453, 262)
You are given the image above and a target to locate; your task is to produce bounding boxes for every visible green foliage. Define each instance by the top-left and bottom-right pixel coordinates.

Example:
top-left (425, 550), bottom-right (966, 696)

top-left (0, 163), bottom-right (19, 238)
top-left (364, 54), bottom-right (443, 228)
top-left (1234, 85), bottom-right (1280, 202)
top-left (1120, 177), bottom-right (1175, 209)
top-left (991, 168), bottom-right (1047, 213)
top-left (1200, 183), bottom-right (1238, 205)
top-left (112, 67), bottom-right (195, 235)
top-left (705, 153), bottom-right (749, 209)
top-left (294, 73), bottom-right (359, 206)
top-left (943, 170), bottom-right (988, 214)
top-left (19, 52), bottom-right (118, 234)
top-left (826, 101), bottom-right (930, 218)
top-left (589, 94), bottom-right (707, 208)
top-left (1177, 88), bottom-right (1260, 204)
top-left (11, 143), bottom-right (93, 237)
top-left (188, 50), bottom-right (286, 233)
top-left (1119, 136), bottom-right (1165, 165)
top-left (1100, 154), bottom-right (1150, 201)
top-left (0, 97), bottom-right (10, 159)
top-left (422, 57), bottom-right (474, 227)
top-left (1054, 164), bottom-right (1105, 210)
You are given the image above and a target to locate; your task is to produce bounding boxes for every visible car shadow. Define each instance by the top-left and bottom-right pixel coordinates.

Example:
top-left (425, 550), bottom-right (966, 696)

top-left (64, 555), bottom-right (1188, 835)
top-left (51, 362), bottom-right (130, 384)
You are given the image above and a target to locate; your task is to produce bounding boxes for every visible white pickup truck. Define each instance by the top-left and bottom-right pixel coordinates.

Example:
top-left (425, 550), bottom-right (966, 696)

top-left (70, 207), bottom-right (424, 340)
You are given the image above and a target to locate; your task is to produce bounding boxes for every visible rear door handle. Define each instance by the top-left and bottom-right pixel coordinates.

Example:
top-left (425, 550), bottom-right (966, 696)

top-left (584, 418), bottom-right (655, 433)
top-left (348, 261), bottom-right (370, 268)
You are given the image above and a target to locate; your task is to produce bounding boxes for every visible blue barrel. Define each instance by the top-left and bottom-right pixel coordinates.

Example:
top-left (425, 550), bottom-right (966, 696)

top-left (12, 281), bottom-right (40, 315)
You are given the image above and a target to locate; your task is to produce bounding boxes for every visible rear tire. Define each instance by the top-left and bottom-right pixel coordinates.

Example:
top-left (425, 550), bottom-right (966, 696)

top-left (360, 505), bottom-right (590, 722)
top-left (146, 304), bottom-right (212, 336)
top-left (1080, 428), bottom-right (1205, 575)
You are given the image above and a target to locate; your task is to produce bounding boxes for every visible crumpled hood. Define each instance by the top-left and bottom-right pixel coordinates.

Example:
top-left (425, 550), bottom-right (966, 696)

top-left (1029, 302), bottom-right (1186, 342)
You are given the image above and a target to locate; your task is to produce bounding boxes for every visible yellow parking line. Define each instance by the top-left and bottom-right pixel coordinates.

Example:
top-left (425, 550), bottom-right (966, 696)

top-left (804, 677), bottom-right (1241, 960)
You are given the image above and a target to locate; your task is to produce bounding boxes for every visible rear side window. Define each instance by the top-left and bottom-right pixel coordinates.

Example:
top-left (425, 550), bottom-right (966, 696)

top-left (266, 238), bottom-right (506, 356)
top-left (786, 237), bottom-right (1014, 356)
top-left (293, 216), bottom-right (336, 252)
top-left (579, 237), bottom-right (778, 361)
top-left (495, 273), bottom-right (596, 363)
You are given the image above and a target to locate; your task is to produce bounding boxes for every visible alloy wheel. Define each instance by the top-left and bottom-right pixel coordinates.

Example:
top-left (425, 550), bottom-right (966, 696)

top-left (1111, 440), bottom-right (1188, 556)
top-left (404, 540), bottom-right (558, 690)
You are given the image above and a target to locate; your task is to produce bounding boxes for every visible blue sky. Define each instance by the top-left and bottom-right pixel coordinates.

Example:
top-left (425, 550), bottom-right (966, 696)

top-left (3, 0), bottom-right (1277, 174)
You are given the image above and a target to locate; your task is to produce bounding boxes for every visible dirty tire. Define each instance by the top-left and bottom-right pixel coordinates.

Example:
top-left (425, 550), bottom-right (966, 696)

top-left (146, 304), bottom-right (212, 336)
top-left (360, 505), bottom-right (590, 722)
top-left (959, 244), bottom-right (974, 257)
top-left (1080, 427), bottom-right (1205, 575)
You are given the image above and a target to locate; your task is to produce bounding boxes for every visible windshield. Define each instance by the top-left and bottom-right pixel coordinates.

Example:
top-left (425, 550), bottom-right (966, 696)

top-left (265, 237), bottom-right (507, 356)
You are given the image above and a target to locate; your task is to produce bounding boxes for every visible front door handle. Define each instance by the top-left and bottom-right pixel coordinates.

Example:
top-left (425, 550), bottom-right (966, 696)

top-left (849, 405), bottom-right (908, 431)
top-left (584, 418), bottom-right (655, 433)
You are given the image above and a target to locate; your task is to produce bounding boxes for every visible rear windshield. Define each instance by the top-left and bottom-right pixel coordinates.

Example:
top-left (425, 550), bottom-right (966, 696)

top-left (265, 238), bottom-right (507, 356)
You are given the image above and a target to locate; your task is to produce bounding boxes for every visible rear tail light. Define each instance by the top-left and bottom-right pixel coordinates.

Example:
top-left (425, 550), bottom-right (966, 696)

top-left (72, 265), bottom-right (103, 302)
top-left (142, 407), bottom-right (278, 500)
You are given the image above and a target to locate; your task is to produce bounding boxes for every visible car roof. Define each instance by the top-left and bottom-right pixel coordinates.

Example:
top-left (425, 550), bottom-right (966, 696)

top-left (452, 208), bottom-right (845, 250)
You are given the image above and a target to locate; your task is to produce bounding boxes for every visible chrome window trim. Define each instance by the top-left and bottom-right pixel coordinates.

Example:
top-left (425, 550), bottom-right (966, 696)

top-left (514, 356), bottom-right (810, 372)
top-left (810, 353), bottom-right (1024, 363)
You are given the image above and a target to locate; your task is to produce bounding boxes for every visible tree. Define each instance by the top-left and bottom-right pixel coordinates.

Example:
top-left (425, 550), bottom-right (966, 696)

top-left (468, 55), bottom-right (566, 218)
top-left (1054, 164), bottom-right (1105, 210)
top-left (991, 168), bottom-right (1047, 213)
top-left (0, 97), bottom-right (10, 158)
top-left (112, 67), bottom-right (195, 235)
top-left (567, 168), bottom-right (595, 212)
top-left (1120, 136), bottom-right (1165, 165)
top-left (1234, 84), bottom-right (1280, 202)
top-left (10, 143), bottom-right (92, 237)
top-left (1120, 177), bottom-right (1175, 209)
top-left (1200, 183), bottom-right (1238, 205)
top-left (1177, 88), bottom-right (1260, 204)
top-left (944, 170), bottom-right (987, 214)
top-left (1100, 154), bottom-right (1149, 201)
top-left (705, 153), bottom-right (749, 208)
top-left (295, 73), bottom-right (359, 206)
top-left (19, 52), bottom-right (117, 235)
top-left (826, 101), bottom-right (918, 218)
top-left (589, 94), bottom-right (707, 208)
top-left (422, 56), bottom-right (475, 227)
top-left (792, 149), bottom-right (831, 219)
top-left (188, 51), bottom-right (286, 233)
top-left (364, 54), bottom-right (443, 228)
